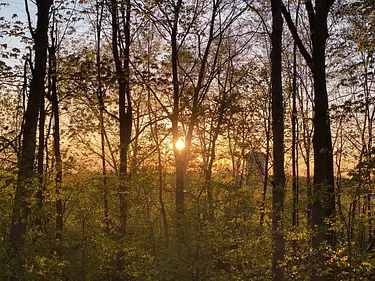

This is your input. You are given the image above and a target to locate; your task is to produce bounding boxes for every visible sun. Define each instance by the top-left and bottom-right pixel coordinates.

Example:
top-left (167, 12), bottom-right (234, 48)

top-left (176, 139), bottom-right (185, 151)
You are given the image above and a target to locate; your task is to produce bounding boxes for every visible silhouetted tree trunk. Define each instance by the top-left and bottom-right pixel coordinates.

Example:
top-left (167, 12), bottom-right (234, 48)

top-left (35, 93), bottom-right (45, 224)
top-left (309, 2), bottom-right (336, 280)
top-left (170, 0), bottom-right (184, 216)
top-left (260, 88), bottom-right (271, 225)
top-left (111, 0), bottom-right (132, 236)
top-left (270, 0), bottom-right (285, 279)
top-left (49, 18), bottom-right (63, 255)
top-left (10, 0), bottom-right (52, 271)
top-left (297, 81), bottom-right (313, 227)
top-left (158, 148), bottom-right (168, 239)
top-left (204, 59), bottom-right (235, 220)
top-left (169, 0), bottom-right (225, 218)
top-left (96, 0), bottom-right (109, 235)
top-left (281, 0), bottom-right (336, 279)
top-left (205, 112), bottom-right (223, 217)
top-left (291, 2), bottom-right (300, 227)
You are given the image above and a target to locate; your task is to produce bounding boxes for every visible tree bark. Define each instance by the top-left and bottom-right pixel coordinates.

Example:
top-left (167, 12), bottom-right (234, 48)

top-left (205, 67), bottom-right (232, 219)
top-left (10, 0), bottom-right (52, 269)
top-left (298, 84), bottom-right (312, 227)
top-left (291, 2), bottom-right (300, 227)
top-left (311, 4), bottom-right (336, 280)
top-left (49, 23), bottom-right (63, 255)
top-left (157, 147), bottom-right (168, 242)
top-left (35, 93), bottom-right (45, 225)
top-left (170, 0), bottom-right (219, 217)
top-left (111, 0), bottom-right (132, 236)
top-left (96, 0), bottom-right (109, 235)
top-left (170, 0), bottom-right (184, 216)
top-left (270, 0), bottom-right (285, 280)
top-left (281, 1), bottom-right (336, 278)
top-left (260, 102), bottom-right (271, 225)
top-left (205, 100), bottom-right (225, 220)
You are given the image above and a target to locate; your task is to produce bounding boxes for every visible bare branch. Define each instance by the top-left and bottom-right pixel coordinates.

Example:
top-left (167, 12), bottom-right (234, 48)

top-left (280, 2), bottom-right (313, 70)
top-left (24, 0), bottom-right (35, 39)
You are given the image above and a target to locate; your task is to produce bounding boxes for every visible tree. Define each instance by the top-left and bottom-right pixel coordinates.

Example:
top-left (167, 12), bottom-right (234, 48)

top-left (281, 0), bottom-right (337, 279)
top-left (110, 0), bottom-right (132, 236)
top-left (48, 9), bottom-right (64, 255)
top-left (270, 0), bottom-right (285, 279)
top-left (290, 2), bottom-right (300, 227)
top-left (95, 0), bottom-right (110, 235)
top-left (9, 0), bottom-right (52, 273)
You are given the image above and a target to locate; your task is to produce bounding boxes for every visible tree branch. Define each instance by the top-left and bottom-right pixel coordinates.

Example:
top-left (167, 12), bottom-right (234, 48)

top-left (0, 135), bottom-right (18, 154)
top-left (305, 0), bottom-right (315, 44)
top-left (24, 0), bottom-right (35, 40)
top-left (280, 2), bottom-right (313, 71)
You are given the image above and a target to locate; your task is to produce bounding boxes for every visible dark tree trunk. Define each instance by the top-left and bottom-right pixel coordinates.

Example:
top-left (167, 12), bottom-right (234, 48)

top-left (281, 1), bottom-right (336, 278)
top-left (49, 26), bottom-right (63, 255)
top-left (311, 4), bottom-right (336, 280)
top-left (157, 149), bottom-right (168, 242)
top-left (171, 0), bottom-right (218, 217)
top-left (111, 0), bottom-right (132, 236)
top-left (291, 3), bottom-right (300, 227)
top-left (299, 87), bottom-right (312, 227)
top-left (175, 155), bottom-right (185, 216)
top-left (270, 0), bottom-right (285, 280)
top-left (260, 90), bottom-right (271, 225)
top-left (10, 0), bottom-right (52, 268)
top-left (170, 0), bottom-right (184, 216)
top-left (291, 77), bottom-right (298, 228)
top-left (35, 93), bottom-right (45, 224)
top-left (96, 0), bottom-right (109, 235)
top-left (205, 93), bottom-right (226, 220)
top-left (306, 151), bottom-right (312, 227)
top-left (204, 56), bottom-right (235, 219)
top-left (260, 121), bottom-right (270, 225)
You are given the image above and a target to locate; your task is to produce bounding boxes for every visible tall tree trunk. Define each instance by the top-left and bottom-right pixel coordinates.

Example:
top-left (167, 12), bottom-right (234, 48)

top-left (175, 155), bottom-right (185, 216)
top-left (270, 0), bottom-right (285, 279)
top-left (157, 145), bottom-right (168, 243)
top-left (291, 2), bottom-right (300, 227)
top-left (171, 0), bottom-right (219, 217)
top-left (298, 86), bottom-right (312, 227)
top-left (49, 22), bottom-right (63, 255)
top-left (306, 149), bottom-right (312, 227)
top-left (205, 103), bottom-right (225, 220)
top-left (96, 0), bottom-right (109, 235)
top-left (111, 0), bottom-right (132, 236)
top-left (170, 0), bottom-right (184, 216)
top-left (35, 93), bottom-right (45, 225)
top-left (364, 57), bottom-right (373, 243)
top-left (10, 0), bottom-right (52, 269)
top-left (311, 5), bottom-right (336, 280)
top-left (281, 1), bottom-right (336, 278)
top-left (260, 100), bottom-right (271, 225)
